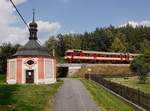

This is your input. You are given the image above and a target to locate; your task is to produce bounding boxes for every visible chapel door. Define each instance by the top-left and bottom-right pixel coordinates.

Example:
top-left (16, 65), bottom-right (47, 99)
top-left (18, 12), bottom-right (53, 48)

top-left (26, 70), bottom-right (34, 83)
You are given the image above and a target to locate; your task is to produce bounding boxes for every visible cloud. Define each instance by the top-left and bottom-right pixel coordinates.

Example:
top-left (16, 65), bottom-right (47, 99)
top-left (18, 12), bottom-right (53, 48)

top-left (37, 21), bottom-right (61, 35)
top-left (0, 0), bottom-right (27, 45)
top-left (0, 0), bottom-right (16, 25)
top-left (119, 20), bottom-right (150, 28)
top-left (36, 21), bottom-right (61, 43)
top-left (139, 20), bottom-right (150, 27)
top-left (0, 0), bottom-right (61, 45)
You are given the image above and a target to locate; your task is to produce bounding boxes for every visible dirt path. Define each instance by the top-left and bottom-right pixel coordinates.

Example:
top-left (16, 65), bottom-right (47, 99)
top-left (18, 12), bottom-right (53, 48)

top-left (53, 78), bottom-right (99, 111)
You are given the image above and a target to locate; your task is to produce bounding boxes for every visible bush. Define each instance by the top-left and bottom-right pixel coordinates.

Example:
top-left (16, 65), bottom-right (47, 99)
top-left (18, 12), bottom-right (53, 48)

top-left (130, 50), bottom-right (150, 83)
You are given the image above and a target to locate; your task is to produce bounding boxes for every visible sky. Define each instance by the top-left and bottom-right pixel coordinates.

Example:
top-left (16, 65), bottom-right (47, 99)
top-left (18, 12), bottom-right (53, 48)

top-left (0, 0), bottom-right (150, 44)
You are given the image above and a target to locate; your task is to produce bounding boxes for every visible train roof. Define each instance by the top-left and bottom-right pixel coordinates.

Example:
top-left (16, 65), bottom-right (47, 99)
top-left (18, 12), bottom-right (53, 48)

top-left (66, 49), bottom-right (140, 56)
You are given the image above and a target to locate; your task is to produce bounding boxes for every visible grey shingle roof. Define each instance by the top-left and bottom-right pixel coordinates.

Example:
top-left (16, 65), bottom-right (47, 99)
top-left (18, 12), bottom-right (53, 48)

top-left (13, 18), bottom-right (51, 57)
top-left (13, 40), bottom-right (50, 57)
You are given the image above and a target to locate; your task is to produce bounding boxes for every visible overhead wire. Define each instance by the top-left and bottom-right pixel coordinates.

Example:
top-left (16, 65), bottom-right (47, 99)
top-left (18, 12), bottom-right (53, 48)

top-left (9, 0), bottom-right (29, 30)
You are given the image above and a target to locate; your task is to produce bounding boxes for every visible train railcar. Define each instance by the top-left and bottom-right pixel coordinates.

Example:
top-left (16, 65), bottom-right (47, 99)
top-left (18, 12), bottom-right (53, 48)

top-left (64, 49), bottom-right (140, 63)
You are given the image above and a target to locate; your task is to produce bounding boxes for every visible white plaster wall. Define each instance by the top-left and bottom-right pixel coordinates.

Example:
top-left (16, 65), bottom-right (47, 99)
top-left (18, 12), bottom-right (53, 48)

top-left (7, 59), bottom-right (17, 84)
top-left (44, 58), bottom-right (56, 84)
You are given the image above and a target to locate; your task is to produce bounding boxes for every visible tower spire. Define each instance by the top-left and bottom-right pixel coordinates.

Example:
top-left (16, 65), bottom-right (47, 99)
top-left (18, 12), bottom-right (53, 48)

top-left (33, 8), bottom-right (35, 22)
top-left (29, 9), bottom-right (38, 40)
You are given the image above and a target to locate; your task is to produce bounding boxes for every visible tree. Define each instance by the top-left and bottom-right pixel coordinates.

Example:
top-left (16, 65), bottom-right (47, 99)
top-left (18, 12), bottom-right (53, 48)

top-left (81, 32), bottom-right (89, 50)
top-left (111, 37), bottom-right (126, 52)
top-left (130, 50), bottom-right (150, 83)
top-left (111, 32), bottom-right (128, 52)
top-left (64, 34), bottom-right (74, 49)
top-left (140, 39), bottom-right (150, 52)
top-left (45, 36), bottom-right (58, 56)
top-left (0, 43), bottom-right (20, 74)
top-left (56, 34), bottom-right (66, 57)
top-left (92, 28), bottom-right (111, 51)
top-left (73, 35), bottom-right (81, 49)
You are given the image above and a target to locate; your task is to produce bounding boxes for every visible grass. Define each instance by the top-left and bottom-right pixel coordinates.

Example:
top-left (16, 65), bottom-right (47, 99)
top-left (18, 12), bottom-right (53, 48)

top-left (0, 79), bottom-right (63, 111)
top-left (0, 75), bottom-right (6, 84)
top-left (109, 76), bottom-right (150, 94)
top-left (79, 78), bottom-right (135, 111)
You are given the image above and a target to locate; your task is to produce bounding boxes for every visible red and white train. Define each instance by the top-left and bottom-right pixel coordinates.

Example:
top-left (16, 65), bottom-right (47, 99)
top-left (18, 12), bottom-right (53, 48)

top-left (64, 49), bottom-right (140, 63)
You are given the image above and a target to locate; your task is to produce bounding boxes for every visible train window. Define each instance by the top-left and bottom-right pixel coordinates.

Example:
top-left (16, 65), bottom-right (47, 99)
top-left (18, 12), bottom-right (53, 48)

top-left (66, 52), bottom-right (70, 55)
top-left (67, 52), bottom-right (73, 55)
top-left (116, 55), bottom-right (119, 58)
top-left (72, 52), bottom-right (76, 56)
top-left (112, 55), bottom-right (115, 58)
top-left (85, 53), bottom-right (90, 56)
top-left (76, 52), bottom-right (80, 56)
top-left (91, 54), bottom-right (94, 57)
top-left (80, 53), bottom-right (85, 56)
top-left (89, 53), bottom-right (92, 56)
top-left (92, 54), bottom-right (97, 57)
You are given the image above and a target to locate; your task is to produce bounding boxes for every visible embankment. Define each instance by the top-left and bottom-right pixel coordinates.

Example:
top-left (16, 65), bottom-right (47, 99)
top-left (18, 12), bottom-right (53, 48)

top-left (75, 64), bottom-right (133, 77)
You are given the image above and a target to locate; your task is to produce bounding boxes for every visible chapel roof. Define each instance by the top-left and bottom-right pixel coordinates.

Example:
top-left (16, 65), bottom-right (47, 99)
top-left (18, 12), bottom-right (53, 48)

top-left (13, 11), bottom-right (50, 57)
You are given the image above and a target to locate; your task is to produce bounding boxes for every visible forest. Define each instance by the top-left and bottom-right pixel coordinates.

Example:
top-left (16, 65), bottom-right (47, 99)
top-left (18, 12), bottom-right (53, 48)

top-left (46, 25), bottom-right (150, 57)
top-left (0, 25), bottom-right (150, 74)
